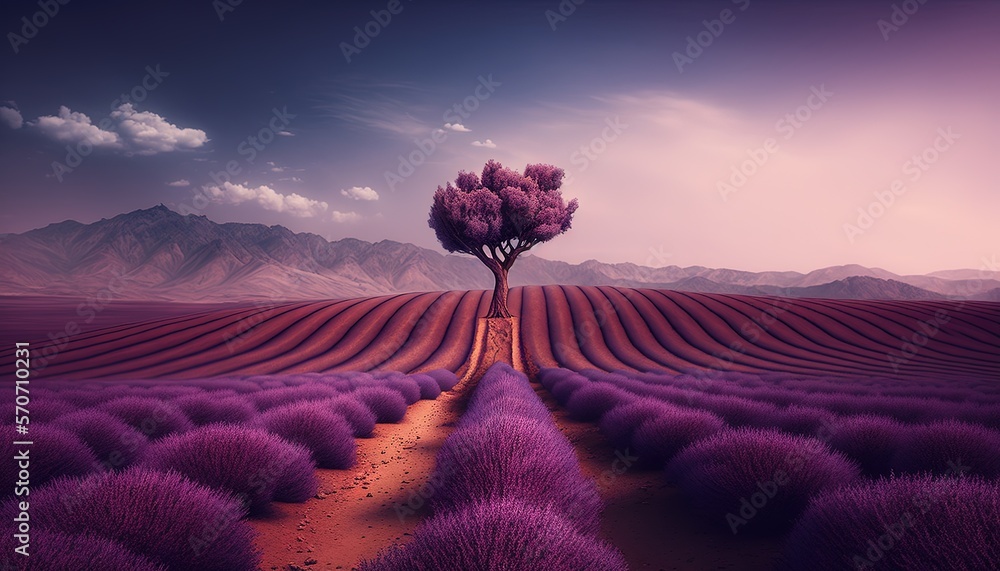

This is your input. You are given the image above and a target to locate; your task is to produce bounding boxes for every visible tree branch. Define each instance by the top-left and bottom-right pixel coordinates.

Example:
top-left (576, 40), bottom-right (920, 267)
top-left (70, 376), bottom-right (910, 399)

top-left (502, 238), bottom-right (540, 269)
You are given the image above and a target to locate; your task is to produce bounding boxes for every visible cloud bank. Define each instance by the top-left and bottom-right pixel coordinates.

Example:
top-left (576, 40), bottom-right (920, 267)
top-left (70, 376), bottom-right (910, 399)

top-left (340, 186), bottom-right (379, 201)
top-left (30, 104), bottom-right (207, 155)
top-left (203, 182), bottom-right (328, 218)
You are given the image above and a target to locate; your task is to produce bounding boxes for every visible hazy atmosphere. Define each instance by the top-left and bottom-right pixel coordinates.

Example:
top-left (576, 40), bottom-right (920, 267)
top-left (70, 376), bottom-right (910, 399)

top-left (2, 3), bottom-right (999, 570)
top-left (1, 0), bottom-right (998, 274)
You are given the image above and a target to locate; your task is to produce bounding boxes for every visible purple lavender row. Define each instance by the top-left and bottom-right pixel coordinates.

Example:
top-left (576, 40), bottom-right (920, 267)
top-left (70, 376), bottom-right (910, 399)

top-left (0, 369), bottom-right (459, 570)
top-left (539, 367), bottom-right (1000, 569)
top-left (361, 363), bottom-right (628, 571)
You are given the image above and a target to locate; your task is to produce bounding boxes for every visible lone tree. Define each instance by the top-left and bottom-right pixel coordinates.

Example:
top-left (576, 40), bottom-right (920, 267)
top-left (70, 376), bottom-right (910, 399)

top-left (428, 160), bottom-right (578, 318)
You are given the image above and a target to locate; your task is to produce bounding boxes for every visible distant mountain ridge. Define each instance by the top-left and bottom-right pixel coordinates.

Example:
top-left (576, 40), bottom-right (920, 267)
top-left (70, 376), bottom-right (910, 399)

top-left (0, 205), bottom-right (997, 302)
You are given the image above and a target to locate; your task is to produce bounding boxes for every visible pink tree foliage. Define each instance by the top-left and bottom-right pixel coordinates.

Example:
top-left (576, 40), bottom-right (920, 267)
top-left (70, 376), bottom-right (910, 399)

top-left (428, 160), bottom-right (578, 318)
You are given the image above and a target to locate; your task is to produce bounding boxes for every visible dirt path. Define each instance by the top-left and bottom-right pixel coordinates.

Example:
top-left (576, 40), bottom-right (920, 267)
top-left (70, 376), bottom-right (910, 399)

top-left (253, 367), bottom-right (781, 571)
top-left (251, 387), bottom-right (468, 570)
top-left (536, 388), bottom-right (783, 571)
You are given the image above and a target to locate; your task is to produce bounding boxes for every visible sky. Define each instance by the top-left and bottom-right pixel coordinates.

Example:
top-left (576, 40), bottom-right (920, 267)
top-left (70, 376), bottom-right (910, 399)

top-left (1, 0), bottom-right (997, 275)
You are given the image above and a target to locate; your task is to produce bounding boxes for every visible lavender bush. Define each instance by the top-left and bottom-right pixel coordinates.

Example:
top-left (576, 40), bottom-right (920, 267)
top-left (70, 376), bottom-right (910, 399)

top-left (1, 424), bottom-right (99, 497)
top-left (423, 369), bottom-right (460, 391)
top-left (382, 376), bottom-right (422, 405)
top-left (828, 414), bottom-right (907, 476)
top-left (351, 387), bottom-right (408, 423)
top-left (98, 397), bottom-right (193, 440)
top-left (409, 373), bottom-right (443, 400)
top-left (140, 425), bottom-right (317, 513)
top-left (0, 530), bottom-right (167, 571)
top-left (1, 468), bottom-right (259, 570)
top-left (630, 408), bottom-right (726, 468)
top-left (257, 401), bottom-right (357, 469)
top-left (564, 383), bottom-right (632, 422)
top-left (250, 384), bottom-right (342, 411)
top-left (781, 476), bottom-right (1000, 570)
top-left (600, 399), bottom-right (680, 449)
top-left (323, 396), bottom-right (378, 437)
top-left (360, 499), bottom-right (626, 571)
top-left (890, 420), bottom-right (1000, 478)
top-left (432, 415), bottom-right (603, 533)
top-left (53, 410), bottom-right (150, 470)
top-left (667, 428), bottom-right (861, 534)
top-left (173, 393), bottom-right (257, 426)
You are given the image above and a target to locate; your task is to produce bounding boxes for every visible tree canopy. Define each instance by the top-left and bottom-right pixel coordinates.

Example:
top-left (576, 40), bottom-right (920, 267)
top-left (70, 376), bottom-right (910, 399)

top-left (429, 160), bottom-right (578, 269)
top-left (428, 160), bottom-right (578, 318)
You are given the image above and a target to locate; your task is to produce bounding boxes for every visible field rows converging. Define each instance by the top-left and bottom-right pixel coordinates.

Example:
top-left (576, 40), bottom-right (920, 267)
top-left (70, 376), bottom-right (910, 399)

top-left (520, 286), bottom-right (1000, 381)
top-left (3, 285), bottom-right (998, 570)
top-left (3, 291), bottom-right (487, 380)
top-left (3, 286), bottom-right (998, 381)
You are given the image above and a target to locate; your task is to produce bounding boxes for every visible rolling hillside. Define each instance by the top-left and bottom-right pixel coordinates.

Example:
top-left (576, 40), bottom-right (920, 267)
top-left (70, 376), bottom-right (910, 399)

top-left (6, 286), bottom-right (997, 382)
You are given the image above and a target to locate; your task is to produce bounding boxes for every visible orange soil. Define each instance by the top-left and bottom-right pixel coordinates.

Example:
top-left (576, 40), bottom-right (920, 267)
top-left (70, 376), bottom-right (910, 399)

top-left (252, 375), bottom-right (782, 571)
top-left (250, 385), bottom-right (468, 570)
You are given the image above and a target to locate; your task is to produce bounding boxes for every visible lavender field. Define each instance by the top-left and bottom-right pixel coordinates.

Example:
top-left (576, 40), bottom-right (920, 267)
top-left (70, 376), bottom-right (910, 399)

top-left (3, 0), bottom-right (999, 568)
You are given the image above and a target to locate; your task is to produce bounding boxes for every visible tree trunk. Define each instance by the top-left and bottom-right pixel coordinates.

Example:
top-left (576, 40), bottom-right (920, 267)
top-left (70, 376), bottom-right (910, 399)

top-left (486, 264), bottom-right (511, 318)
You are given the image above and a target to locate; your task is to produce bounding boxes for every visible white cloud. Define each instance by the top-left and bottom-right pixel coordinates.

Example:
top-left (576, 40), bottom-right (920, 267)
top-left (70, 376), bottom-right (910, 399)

top-left (110, 104), bottom-right (208, 155)
top-left (444, 122), bottom-right (471, 132)
top-left (471, 139), bottom-right (496, 148)
top-left (203, 182), bottom-right (328, 218)
top-left (331, 210), bottom-right (361, 223)
top-left (166, 179), bottom-right (191, 187)
top-left (270, 166), bottom-right (286, 172)
top-left (340, 186), bottom-right (379, 201)
top-left (29, 104), bottom-right (207, 155)
top-left (32, 106), bottom-right (121, 148)
top-left (0, 106), bottom-right (23, 129)
top-left (277, 130), bottom-right (294, 136)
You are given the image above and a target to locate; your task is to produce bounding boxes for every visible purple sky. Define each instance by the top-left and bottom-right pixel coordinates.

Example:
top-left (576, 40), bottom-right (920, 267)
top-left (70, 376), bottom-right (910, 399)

top-left (1, 0), bottom-right (997, 275)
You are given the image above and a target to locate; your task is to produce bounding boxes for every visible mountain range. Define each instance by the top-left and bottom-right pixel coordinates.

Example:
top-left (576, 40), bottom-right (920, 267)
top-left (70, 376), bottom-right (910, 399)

top-left (1, 205), bottom-right (998, 303)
